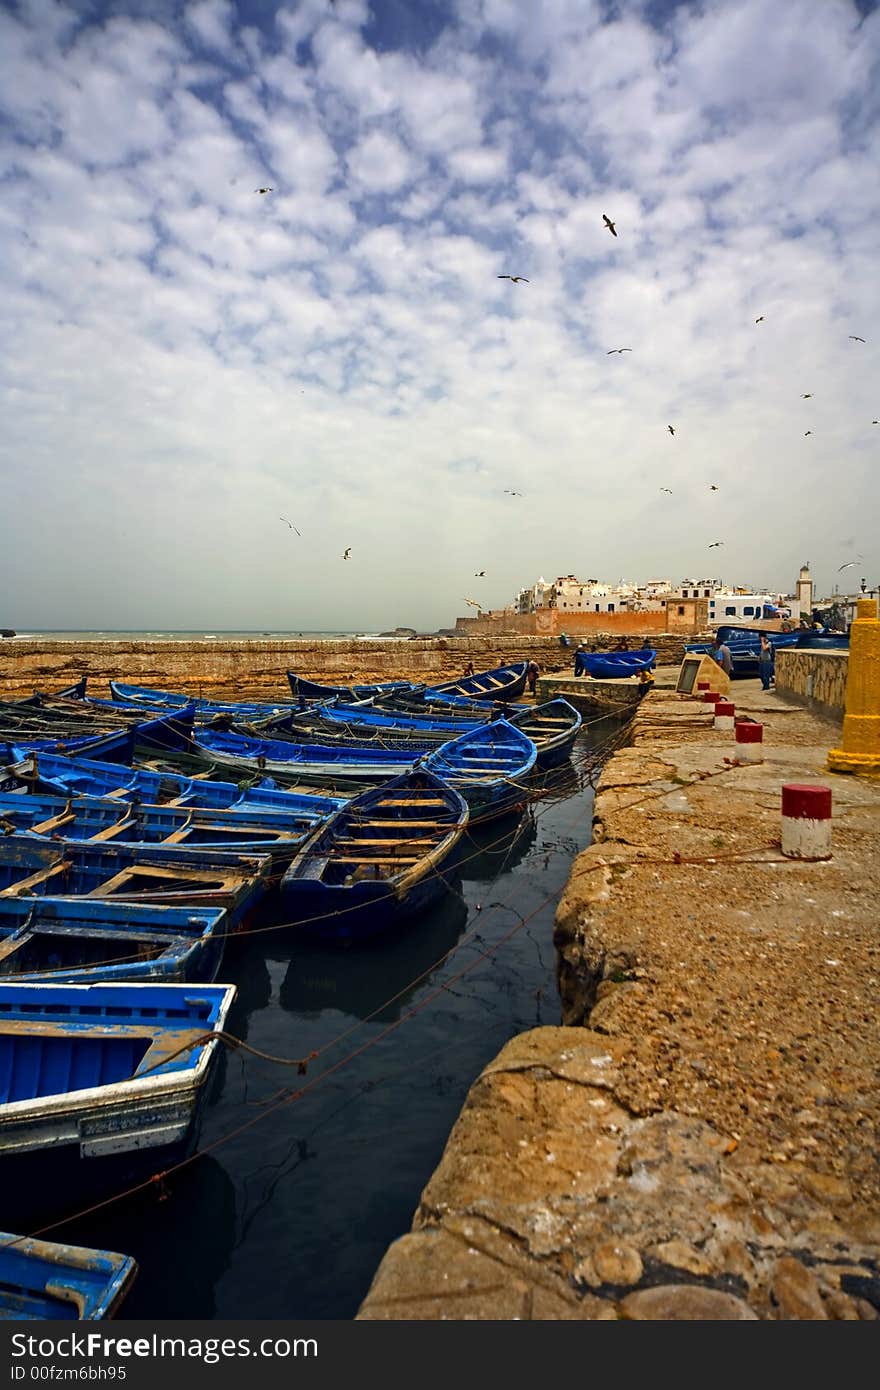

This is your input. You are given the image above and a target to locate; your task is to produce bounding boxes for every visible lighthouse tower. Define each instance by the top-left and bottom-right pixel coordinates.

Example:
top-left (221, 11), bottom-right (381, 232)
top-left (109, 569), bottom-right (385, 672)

top-left (796, 563), bottom-right (812, 619)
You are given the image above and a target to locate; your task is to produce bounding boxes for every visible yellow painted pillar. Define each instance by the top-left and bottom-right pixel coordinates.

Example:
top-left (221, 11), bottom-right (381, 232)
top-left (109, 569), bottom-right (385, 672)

top-left (827, 598), bottom-right (880, 775)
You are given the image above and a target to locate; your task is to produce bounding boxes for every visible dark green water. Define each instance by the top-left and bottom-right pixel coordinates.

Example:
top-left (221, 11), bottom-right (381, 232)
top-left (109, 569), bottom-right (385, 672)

top-left (4, 716), bottom-right (622, 1319)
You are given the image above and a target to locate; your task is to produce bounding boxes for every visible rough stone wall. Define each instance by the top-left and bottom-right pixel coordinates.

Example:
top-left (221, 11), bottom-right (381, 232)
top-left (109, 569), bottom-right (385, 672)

top-left (0, 634), bottom-right (691, 700)
top-left (774, 649), bottom-right (848, 718)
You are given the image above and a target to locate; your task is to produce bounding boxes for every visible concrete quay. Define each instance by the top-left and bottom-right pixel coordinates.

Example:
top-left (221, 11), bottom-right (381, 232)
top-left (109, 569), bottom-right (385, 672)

top-left (357, 678), bottom-right (880, 1320)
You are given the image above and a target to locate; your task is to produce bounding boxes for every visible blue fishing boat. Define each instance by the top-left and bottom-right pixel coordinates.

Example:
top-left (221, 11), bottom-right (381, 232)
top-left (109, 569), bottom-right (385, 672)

top-left (685, 627), bottom-right (804, 678)
top-left (0, 789), bottom-right (337, 879)
top-left (574, 649), bottom-right (657, 679)
top-left (505, 699), bottom-right (582, 768)
top-left (191, 722), bottom-right (537, 820)
top-left (0, 1233), bottom-right (137, 1319)
top-left (0, 897), bottom-right (226, 985)
top-left (105, 680), bottom-right (295, 720)
top-left (0, 981), bottom-right (236, 1159)
top-left (2, 705), bottom-right (197, 763)
top-left (0, 838), bottom-right (272, 933)
top-left (286, 673), bottom-right (418, 703)
top-left (421, 719), bottom-right (537, 822)
top-left (2, 749), bottom-right (348, 817)
top-left (278, 769), bottom-right (468, 944)
top-left (428, 662), bottom-right (529, 701)
top-left (272, 697), bottom-right (581, 771)
top-left (192, 726), bottom-right (420, 783)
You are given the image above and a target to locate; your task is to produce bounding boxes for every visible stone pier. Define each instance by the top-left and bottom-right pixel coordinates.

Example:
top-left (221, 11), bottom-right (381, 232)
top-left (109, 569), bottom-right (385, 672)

top-left (356, 680), bottom-right (880, 1320)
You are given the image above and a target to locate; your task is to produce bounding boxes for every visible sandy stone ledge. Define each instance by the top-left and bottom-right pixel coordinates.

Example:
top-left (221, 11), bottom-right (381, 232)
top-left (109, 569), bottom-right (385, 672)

top-left (357, 684), bottom-right (880, 1320)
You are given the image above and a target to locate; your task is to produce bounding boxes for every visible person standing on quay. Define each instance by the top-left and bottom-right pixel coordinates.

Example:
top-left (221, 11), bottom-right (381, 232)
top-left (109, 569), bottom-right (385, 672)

top-left (526, 660), bottom-right (540, 695)
top-left (711, 636), bottom-right (734, 676)
top-left (758, 633), bottom-right (774, 691)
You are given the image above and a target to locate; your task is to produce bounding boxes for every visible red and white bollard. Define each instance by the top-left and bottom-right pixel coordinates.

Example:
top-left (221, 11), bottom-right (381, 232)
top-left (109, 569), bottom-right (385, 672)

top-left (735, 721), bottom-right (764, 763)
top-left (714, 700), bottom-right (735, 731)
top-left (703, 690), bottom-right (720, 704)
top-left (780, 784), bottom-right (832, 861)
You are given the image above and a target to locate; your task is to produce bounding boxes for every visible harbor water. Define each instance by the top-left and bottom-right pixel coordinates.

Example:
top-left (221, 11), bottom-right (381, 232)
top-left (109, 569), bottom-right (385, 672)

top-left (0, 713), bottom-right (624, 1319)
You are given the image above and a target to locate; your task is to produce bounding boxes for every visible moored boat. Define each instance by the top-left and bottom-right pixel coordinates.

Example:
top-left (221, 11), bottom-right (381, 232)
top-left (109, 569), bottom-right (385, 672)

top-left (505, 698), bottom-right (582, 768)
top-left (0, 1232), bottom-right (137, 1319)
top-left (1, 748), bottom-right (349, 816)
top-left (286, 673), bottom-right (417, 703)
top-left (278, 769), bottom-right (468, 944)
top-left (428, 661), bottom-right (529, 701)
top-left (574, 649), bottom-right (657, 679)
top-left (0, 838), bottom-right (272, 933)
top-left (0, 896), bottom-right (226, 985)
top-left (0, 980), bottom-right (236, 1159)
top-left (0, 789), bottom-right (336, 879)
top-left (420, 719), bottom-right (537, 822)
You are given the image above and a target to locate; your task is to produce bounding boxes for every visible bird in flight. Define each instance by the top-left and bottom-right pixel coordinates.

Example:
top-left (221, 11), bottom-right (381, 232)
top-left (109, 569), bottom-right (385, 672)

top-left (709, 484), bottom-right (719, 491)
top-left (463, 597), bottom-right (484, 611)
top-left (873, 420), bottom-right (878, 425)
top-left (838, 560), bottom-right (862, 572)
top-left (755, 315), bottom-right (764, 323)
top-left (474, 570), bottom-right (486, 577)
top-left (708, 541), bottom-right (724, 549)
top-left (498, 274), bottom-right (529, 283)
top-left (255, 187), bottom-right (273, 194)
top-left (849, 335), bottom-right (866, 343)
top-left (607, 347), bottom-right (632, 354)
top-left (504, 489), bottom-right (523, 496)
top-left (659, 487), bottom-right (672, 494)
top-left (602, 214), bottom-right (617, 237)
top-left (801, 393), bottom-right (813, 399)
top-left (342, 547), bottom-right (352, 560)
top-left (279, 517), bottom-right (301, 536)
top-left (667, 425), bottom-right (675, 436)
top-left (804, 430), bottom-right (812, 436)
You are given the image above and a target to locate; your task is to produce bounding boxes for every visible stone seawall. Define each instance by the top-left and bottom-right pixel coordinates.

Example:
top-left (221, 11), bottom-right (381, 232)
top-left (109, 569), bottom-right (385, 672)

top-left (357, 683), bottom-right (880, 1320)
top-left (774, 649), bottom-right (848, 719)
top-left (0, 634), bottom-right (688, 701)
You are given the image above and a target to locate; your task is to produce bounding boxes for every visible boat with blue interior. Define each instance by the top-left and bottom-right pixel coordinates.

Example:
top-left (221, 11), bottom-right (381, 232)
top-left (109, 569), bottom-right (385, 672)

top-left (0, 897), bottom-right (226, 986)
top-left (0, 1233), bottom-right (137, 1319)
top-left (279, 768), bottom-right (468, 944)
top-left (0, 980), bottom-right (236, 1159)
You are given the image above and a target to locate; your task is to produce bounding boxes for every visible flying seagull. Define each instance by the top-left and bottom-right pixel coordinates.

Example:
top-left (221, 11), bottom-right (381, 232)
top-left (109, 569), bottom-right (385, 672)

top-left (709, 484), bottom-right (719, 491)
top-left (804, 430), bottom-right (812, 436)
top-left (801, 393), bottom-right (813, 399)
top-left (755, 315), bottom-right (763, 323)
top-left (279, 517), bottom-right (301, 536)
top-left (838, 561), bottom-right (862, 572)
top-left (607, 347), bottom-right (632, 354)
top-left (504, 489), bottom-right (523, 496)
top-left (474, 571), bottom-right (486, 577)
top-left (498, 274), bottom-right (529, 283)
top-left (667, 425), bottom-right (675, 436)
top-left (463, 597), bottom-right (484, 611)
top-left (342, 547), bottom-right (351, 560)
top-left (708, 541), bottom-right (724, 549)
top-left (659, 487), bottom-right (672, 494)
top-left (849, 335), bottom-right (866, 342)
top-left (602, 214), bottom-right (617, 237)
top-left (255, 187), bottom-right (273, 194)
top-left (873, 420), bottom-right (878, 425)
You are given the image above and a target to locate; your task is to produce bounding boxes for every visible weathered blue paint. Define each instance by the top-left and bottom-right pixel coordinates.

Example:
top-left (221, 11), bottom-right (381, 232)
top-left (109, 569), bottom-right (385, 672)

top-left (0, 1232), bottom-right (137, 1319)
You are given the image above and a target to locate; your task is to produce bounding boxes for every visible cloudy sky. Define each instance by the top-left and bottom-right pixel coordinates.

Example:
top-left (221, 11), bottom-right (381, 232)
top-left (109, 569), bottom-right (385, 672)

top-left (1, 0), bottom-right (878, 631)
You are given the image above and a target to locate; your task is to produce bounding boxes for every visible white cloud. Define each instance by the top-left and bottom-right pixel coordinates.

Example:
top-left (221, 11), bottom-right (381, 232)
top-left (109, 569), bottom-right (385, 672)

top-left (0, 0), bottom-right (877, 628)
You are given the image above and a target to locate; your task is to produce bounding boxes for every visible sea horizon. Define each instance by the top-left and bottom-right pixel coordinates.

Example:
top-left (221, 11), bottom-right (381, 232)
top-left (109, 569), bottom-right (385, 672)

top-left (4, 628), bottom-right (422, 642)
